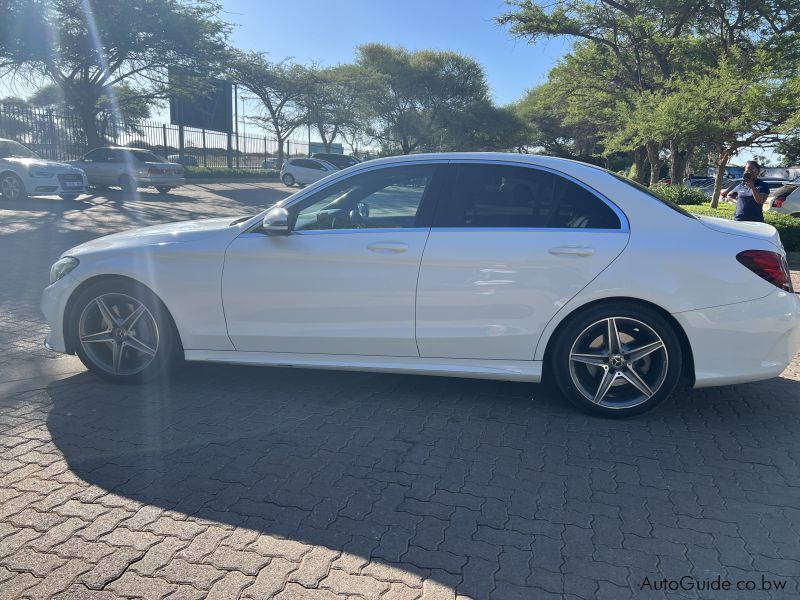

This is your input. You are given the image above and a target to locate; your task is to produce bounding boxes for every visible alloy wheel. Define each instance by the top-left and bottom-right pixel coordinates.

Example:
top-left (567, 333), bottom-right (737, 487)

top-left (1, 174), bottom-right (23, 200)
top-left (78, 293), bottom-right (160, 376)
top-left (567, 317), bottom-right (668, 410)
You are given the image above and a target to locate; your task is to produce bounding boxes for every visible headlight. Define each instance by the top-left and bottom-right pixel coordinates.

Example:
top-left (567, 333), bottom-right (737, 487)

top-left (30, 168), bottom-right (55, 178)
top-left (50, 257), bottom-right (79, 284)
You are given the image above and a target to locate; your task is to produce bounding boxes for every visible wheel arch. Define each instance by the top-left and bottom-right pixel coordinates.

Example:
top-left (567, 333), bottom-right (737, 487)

top-left (540, 296), bottom-right (696, 387)
top-left (63, 274), bottom-right (184, 355)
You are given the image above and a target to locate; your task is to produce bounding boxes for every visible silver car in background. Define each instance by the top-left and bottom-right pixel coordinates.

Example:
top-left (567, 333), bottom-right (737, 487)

top-left (71, 147), bottom-right (186, 194)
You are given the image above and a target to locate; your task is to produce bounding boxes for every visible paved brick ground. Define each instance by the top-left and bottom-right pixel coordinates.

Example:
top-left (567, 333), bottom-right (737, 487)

top-left (1, 185), bottom-right (800, 599)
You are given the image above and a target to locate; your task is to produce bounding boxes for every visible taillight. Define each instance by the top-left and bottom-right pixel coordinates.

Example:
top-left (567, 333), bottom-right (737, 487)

top-left (736, 250), bottom-right (794, 292)
top-left (720, 190), bottom-right (728, 197)
top-left (148, 167), bottom-right (165, 175)
top-left (772, 196), bottom-right (786, 208)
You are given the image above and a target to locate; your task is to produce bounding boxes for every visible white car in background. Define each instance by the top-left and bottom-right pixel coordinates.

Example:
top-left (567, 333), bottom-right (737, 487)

top-left (767, 177), bottom-right (800, 216)
top-left (280, 157), bottom-right (337, 187)
top-left (41, 153), bottom-right (800, 418)
top-left (70, 147), bottom-right (186, 195)
top-left (0, 138), bottom-right (88, 201)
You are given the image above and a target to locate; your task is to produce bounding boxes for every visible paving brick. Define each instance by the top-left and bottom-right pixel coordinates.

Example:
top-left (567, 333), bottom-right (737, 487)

top-left (24, 559), bottom-right (93, 600)
top-left (288, 546), bottom-right (339, 587)
top-left (205, 570), bottom-right (254, 600)
top-left (320, 568), bottom-right (391, 598)
top-left (1, 547), bottom-right (66, 577)
top-left (104, 571), bottom-right (177, 599)
top-left (242, 558), bottom-right (299, 599)
top-left (130, 536), bottom-right (189, 576)
top-left (78, 546), bottom-right (146, 590)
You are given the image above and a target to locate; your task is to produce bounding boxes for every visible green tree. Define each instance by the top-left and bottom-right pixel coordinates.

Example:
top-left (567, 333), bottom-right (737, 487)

top-left (355, 44), bottom-right (491, 154)
top-left (229, 52), bottom-right (310, 165)
top-left (0, 0), bottom-right (230, 149)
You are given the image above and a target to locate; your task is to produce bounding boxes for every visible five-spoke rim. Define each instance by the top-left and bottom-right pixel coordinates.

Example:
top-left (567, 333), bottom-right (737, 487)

top-left (1, 175), bottom-right (22, 200)
top-left (78, 293), bottom-right (159, 376)
top-left (568, 317), bottom-right (668, 410)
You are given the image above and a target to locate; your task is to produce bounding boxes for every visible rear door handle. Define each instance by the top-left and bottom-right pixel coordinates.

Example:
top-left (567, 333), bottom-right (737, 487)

top-left (548, 246), bottom-right (595, 257)
top-left (367, 242), bottom-right (409, 254)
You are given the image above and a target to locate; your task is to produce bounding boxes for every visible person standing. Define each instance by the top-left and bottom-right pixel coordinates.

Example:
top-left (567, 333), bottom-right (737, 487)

top-left (732, 160), bottom-right (770, 222)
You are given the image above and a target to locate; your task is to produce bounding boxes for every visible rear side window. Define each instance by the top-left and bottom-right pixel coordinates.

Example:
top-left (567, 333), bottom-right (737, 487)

top-left (433, 164), bottom-right (621, 229)
top-left (609, 172), bottom-right (695, 219)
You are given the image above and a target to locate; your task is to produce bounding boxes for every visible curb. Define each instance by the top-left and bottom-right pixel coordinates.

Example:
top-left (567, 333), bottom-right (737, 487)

top-left (185, 178), bottom-right (281, 185)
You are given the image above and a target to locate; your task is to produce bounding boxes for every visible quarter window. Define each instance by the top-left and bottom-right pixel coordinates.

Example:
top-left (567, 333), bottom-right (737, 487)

top-left (293, 165), bottom-right (436, 231)
top-left (434, 164), bottom-right (621, 229)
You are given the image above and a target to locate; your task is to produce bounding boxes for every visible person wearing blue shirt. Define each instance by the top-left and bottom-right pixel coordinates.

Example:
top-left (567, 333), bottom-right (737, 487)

top-left (731, 160), bottom-right (770, 222)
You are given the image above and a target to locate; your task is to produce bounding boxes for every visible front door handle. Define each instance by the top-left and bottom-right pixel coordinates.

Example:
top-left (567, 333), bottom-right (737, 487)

top-left (548, 246), bottom-right (595, 257)
top-left (367, 242), bottom-right (409, 254)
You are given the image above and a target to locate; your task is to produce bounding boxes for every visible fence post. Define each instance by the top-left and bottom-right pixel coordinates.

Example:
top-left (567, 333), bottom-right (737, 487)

top-left (202, 129), bottom-right (207, 168)
top-left (162, 124), bottom-right (168, 156)
top-left (178, 125), bottom-right (185, 162)
top-left (227, 132), bottom-right (233, 169)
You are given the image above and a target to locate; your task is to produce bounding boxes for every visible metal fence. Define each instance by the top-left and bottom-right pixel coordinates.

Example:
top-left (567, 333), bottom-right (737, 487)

top-left (0, 103), bottom-right (309, 168)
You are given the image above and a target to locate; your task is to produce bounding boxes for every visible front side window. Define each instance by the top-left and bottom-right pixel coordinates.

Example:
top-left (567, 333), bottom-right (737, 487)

top-left (84, 148), bottom-right (111, 162)
top-left (293, 165), bottom-right (436, 231)
top-left (434, 164), bottom-right (621, 229)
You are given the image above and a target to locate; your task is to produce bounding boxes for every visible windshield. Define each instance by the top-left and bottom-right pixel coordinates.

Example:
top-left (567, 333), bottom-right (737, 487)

top-left (0, 140), bottom-right (41, 159)
top-left (609, 172), bottom-right (697, 219)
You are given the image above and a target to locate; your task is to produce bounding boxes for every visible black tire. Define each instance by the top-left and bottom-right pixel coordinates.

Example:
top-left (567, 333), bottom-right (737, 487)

top-left (0, 172), bottom-right (27, 201)
top-left (118, 174), bottom-right (137, 195)
top-left (69, 278), bottom-right (182, 384)
top-left (282, 173), bottom-right (295, 187)
top-left (156, 186), bottom-right (172, 194)
top-left (550, 302), bottom-right (683, 417)
top-left (59, 194), bottom-right (80, 201)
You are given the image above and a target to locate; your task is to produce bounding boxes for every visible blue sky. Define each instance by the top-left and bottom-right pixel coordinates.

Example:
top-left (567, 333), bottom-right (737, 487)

top-left (220, 0), bottom-right (569, 106)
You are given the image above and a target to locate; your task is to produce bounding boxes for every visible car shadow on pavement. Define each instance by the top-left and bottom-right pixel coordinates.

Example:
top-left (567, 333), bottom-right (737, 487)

top-left (44, 364), bottom-right (800, 597)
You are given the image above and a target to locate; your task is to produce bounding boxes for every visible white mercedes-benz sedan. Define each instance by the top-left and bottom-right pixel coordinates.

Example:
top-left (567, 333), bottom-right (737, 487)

top-left (41, 153), bottom-right (800, 416)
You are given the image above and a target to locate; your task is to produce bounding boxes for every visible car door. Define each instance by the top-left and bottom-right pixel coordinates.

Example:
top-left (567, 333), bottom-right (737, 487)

top-left (415, 162), bottom-right (630, 360)
top-left (75, 148), bottom-right (110, 184)
top-left (222, 162), bottom-right (442, 356)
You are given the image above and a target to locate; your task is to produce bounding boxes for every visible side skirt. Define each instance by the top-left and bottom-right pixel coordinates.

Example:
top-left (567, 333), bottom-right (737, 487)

top-left (183, 350), bottom-right (542, 382)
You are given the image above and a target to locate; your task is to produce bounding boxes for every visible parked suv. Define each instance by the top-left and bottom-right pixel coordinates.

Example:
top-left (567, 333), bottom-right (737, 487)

top-left (767, 176), bottom-right (800, 216)
top-left (280, 157), bottom-right (337, 187)
top-left (0, 138), bottom-right (87, 201)
top-left (310, 153), bottom-right (360, 170)
top-left (70, 147), bottom-right (186, 194)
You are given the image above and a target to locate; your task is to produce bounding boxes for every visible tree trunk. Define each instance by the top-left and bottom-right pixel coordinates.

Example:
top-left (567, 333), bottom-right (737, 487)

top-left (633, 146), bottom-right (646, 184)
top-left (276, 135), bottom-right (285, 167)
top-left (669, 140), bottom-right (691, 185)
top-left (77, 104), bottom-right (102, 150)
top-left (709, 148), bottom-right (733, 208)
top-left (645, 141), bottom-right (662, 187)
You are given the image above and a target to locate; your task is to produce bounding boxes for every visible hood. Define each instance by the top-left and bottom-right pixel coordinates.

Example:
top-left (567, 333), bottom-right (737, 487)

top-left (4, 157), bottom-right (81, 171)
top-left (696, 215), bottom-right (783, 250)
top-left (65, 217), bottom-right (242, 257)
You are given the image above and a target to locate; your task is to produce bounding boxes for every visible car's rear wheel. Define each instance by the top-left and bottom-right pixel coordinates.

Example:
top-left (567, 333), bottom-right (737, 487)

top-left (282, 173), bottom-right (295, 187)
top-left (550, 302), bottom-right (682, 417)
top-left (1, 173), bottom-right (27, 201)
top-left (70, 279), bottom-right (182, 383)
top-left (119, 174), bottom-right (137, 195)
top-left (156, 186), bottom-right (172, 194)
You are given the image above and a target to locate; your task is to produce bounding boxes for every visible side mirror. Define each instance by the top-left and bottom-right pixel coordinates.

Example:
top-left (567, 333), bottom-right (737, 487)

top-left (262, 206), bottom-right (290, 236)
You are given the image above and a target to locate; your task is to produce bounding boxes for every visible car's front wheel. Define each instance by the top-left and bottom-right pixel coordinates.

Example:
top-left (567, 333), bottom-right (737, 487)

top-left (1, 172), bottom-right (27, 201)
top-left (550, 302), bottom-right (683, 417)
top-left (282, 173), bottom-right (295, 187)
top-left (70, 279), bottom-right (181, 383)
top-left (156, 186), bottom-right (171, 194)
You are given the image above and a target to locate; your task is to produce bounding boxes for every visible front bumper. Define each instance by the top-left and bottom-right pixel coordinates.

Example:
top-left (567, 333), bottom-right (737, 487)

top-left (674, 288), bottom-right (800, 388)
top-left (138, 176), bottom-right (186, 187)
top-left (41, 272), bottom-right (82, 354)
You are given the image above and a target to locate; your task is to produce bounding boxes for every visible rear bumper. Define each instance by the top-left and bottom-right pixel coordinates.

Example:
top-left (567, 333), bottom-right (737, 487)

top-left (139, 177), bottom-right (185, 187)
top-left (674, 289), bottom-right (800, 388)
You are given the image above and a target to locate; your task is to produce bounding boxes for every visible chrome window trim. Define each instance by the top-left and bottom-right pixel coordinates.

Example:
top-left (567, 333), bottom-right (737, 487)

top-left (239, 157), bottom-right (631, 235)
top-left (238, 227), bottom-right (431, 239)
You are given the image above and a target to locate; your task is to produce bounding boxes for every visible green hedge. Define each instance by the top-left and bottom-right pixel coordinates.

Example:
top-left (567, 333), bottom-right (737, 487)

top-left (650, 183), bottom-right (707, 205)
top-left (686, 203), bottom-right (800, 252)
top-left (185, 167), bottom-right (279, 179)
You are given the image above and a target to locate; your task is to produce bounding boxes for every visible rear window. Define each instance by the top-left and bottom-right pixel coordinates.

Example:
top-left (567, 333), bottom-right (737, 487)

top-left (609, 173), bottom-right (697, 219)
